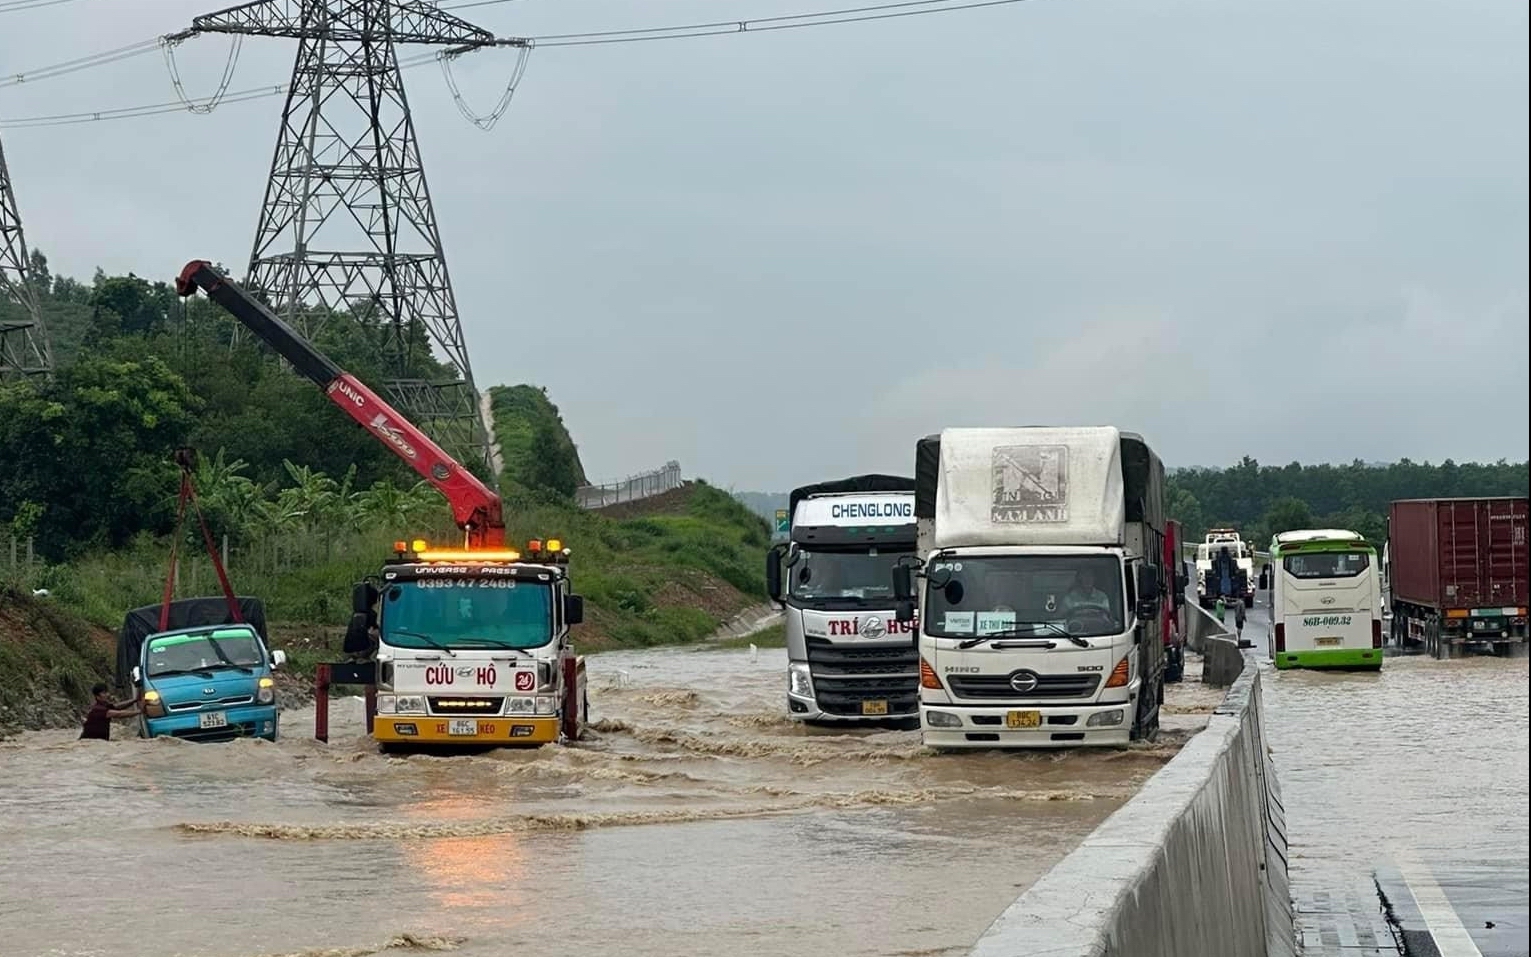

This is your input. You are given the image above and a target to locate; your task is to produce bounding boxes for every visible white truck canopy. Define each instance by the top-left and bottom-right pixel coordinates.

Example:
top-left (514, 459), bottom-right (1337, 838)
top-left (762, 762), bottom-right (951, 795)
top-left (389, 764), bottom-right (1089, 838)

top-left (917, 426), bottom-right (1147, 549)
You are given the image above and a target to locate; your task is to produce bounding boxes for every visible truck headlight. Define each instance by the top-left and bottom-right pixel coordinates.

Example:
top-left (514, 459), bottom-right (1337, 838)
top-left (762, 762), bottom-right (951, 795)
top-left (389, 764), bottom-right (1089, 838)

top-left (787, 662), bottom-right (813, 698)
top-left (394, 695), bottom-right (426, 714)
top-left (924, 710), bottom-right (961, 728)
top-left (376, 694), bottom-right (397, 714)
top-left (506, 696), bottom-right (536, 714)
top-left (256, 677), bottom-right (275, 705)
top-left (1087, 709), bottom-right (1125, 727)
top-left (141, 690), bottom-right (165, 718)
top-left (534, 695), bottom-right (557, 716)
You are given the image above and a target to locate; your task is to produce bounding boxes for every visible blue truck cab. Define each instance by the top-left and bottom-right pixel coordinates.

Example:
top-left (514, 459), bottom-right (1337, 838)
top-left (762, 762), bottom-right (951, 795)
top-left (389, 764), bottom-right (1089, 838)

top-left (117, 596), bottom-right (286, 743)
top-left (131, 623), bottom-right (287, 741)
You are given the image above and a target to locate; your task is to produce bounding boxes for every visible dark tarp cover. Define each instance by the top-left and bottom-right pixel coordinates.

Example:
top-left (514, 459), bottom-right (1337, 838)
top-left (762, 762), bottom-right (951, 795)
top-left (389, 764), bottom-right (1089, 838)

top-left (788, 474), bottom-right (915, 518)
top-left (116, 597), bottom-right (269, 688)
top-left (1120, 431), bottom-right (1166, 532)
top-left (914, 435), bottom-right (941, 518)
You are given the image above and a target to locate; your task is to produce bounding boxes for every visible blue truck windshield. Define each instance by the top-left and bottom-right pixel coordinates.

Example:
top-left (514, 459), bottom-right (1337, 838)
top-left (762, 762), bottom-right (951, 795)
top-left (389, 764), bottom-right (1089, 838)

top-left (382, 579), bottom-right (553, 650)
top-left (924, 554), bottom-right (1126, 639)
top-left (788, 548), bottom-right (909, 605)
top-left (146, 629), bottom-right (265, 677)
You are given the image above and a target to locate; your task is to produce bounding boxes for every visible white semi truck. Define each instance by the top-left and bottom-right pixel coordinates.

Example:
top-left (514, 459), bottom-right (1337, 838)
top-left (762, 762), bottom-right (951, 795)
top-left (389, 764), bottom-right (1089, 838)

top-left (766, 476), bottom-right (920, 727)
top-left (892, 427), bottom-right (1168, 749)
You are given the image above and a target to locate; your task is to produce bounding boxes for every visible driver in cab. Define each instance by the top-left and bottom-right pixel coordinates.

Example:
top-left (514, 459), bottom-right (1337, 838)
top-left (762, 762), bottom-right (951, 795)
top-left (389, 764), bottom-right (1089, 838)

top-left (1063, 567), bottom-right (1112, 614)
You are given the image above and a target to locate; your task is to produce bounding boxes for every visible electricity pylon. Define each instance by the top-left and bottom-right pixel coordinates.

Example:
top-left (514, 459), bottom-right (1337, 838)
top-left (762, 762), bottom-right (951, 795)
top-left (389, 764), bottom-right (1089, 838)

top-left (170, 0), bottom-right (527, 470)
top-left (0, 133), bottom-right (53, 383)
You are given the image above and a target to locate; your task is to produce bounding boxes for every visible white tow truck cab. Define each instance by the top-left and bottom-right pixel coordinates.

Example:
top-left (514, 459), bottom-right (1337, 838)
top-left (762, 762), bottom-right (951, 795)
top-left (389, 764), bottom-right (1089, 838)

top-left (1195, 530), bottom-right (1255, 609)
top-left (767, 476), bottom-right (920, 727)
top-left (892, 427), bottom-right (1168, 749)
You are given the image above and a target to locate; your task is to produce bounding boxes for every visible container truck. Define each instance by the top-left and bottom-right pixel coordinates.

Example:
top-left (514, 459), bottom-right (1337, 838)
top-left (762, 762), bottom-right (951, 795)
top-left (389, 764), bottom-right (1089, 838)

top-left (892, 427), bottom-right (1168, 749)
top-left (1385, 497), bottom-right (1529, 659)
top-left (766, 476), bottom-right (920, 726)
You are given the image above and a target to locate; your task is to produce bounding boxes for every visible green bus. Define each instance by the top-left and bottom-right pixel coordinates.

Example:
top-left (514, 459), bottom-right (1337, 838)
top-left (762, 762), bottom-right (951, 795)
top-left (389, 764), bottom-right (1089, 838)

top-left (1266, 529), bottom-right (1384, 671)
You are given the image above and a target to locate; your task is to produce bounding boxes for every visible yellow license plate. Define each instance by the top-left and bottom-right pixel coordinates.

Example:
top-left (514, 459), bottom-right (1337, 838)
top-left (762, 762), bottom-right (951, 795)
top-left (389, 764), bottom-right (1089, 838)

top-left (1315, 636), bottom-right (1341, 647)
top-left (861, 699), bottom-right (889, 716)
top-left (1005, 710), bottom-right (1041, 729)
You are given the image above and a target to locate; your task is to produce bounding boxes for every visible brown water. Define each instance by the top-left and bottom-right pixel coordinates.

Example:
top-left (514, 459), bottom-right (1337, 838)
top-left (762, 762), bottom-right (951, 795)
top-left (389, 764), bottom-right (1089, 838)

top-left (0, 645), bottom-right (1211, 957)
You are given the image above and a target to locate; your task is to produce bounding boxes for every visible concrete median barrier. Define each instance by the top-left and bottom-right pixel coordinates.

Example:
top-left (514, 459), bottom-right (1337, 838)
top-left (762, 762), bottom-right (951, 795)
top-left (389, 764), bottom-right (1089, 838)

top-left (965, 607), bottom-right (1295, 957)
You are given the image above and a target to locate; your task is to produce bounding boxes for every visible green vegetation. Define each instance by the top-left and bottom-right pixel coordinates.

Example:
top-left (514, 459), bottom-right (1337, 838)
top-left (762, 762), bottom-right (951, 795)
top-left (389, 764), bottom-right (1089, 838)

top-left (488, 385), bottom-right (588, 498)
top-left (0, 256), bottom-right (773, 728)
top-left (1168, 457), bottom-right (1528, 549)
top-left (0, 584), bottom-right (114, 734)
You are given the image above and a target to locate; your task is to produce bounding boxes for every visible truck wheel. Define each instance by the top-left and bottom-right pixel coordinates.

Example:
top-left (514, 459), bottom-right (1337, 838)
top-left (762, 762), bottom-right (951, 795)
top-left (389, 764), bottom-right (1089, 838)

top-left (1244, 595), bottom-right (1255, 609)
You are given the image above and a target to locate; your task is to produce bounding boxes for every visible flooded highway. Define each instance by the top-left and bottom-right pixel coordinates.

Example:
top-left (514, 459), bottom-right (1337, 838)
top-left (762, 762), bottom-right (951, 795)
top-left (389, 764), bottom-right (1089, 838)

top-left (0, 643), bottom-right (1217, 957)
top-left (1235, 597), bottom-right (1530, 955)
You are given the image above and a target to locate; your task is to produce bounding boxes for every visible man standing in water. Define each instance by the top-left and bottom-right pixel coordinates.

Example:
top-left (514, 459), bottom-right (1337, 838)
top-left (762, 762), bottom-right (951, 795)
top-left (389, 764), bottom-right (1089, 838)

top-left (80, 683), bottom-right (138, 740)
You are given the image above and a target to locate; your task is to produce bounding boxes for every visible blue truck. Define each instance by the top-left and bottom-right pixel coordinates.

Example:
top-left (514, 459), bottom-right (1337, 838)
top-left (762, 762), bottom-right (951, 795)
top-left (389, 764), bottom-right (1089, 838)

top-left (117, 597), bottom-right (287, 742)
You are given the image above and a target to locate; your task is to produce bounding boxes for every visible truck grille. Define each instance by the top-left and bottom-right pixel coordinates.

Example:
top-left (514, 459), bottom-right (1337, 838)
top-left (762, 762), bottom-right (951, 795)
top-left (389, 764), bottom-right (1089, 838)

top-left (428, 696), bottom-right (502, 715)
top-left (166, 694), bottom-right (254, 712)
top-left (805, 637), bottom-right (918, 716)
top-left (946, 673), bottom-right (1102, 700)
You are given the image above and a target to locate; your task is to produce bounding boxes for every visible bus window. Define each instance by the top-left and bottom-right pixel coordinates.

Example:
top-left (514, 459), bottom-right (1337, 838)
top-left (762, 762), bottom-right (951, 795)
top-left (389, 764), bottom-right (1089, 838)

top-left (1283, 552), bottom-right (1370, 579)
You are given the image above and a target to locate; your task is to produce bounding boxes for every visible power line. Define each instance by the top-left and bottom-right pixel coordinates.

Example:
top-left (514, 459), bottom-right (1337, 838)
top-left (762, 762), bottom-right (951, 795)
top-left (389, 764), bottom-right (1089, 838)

top-left (0, 0), bottom-right (92, 13)
top-left (0, 0), bottom-right (1031, 129)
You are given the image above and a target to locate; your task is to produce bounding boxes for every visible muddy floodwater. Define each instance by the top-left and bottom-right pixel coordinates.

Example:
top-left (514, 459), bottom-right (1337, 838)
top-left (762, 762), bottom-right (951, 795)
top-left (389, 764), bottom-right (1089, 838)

top-left (0, 645), bottom-right (1214, 957)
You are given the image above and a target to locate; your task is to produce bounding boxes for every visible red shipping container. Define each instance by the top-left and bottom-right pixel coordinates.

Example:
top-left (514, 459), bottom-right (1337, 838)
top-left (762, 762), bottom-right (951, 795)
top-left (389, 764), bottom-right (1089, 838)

top-left (1388, 497), bottom-right (1529, 612)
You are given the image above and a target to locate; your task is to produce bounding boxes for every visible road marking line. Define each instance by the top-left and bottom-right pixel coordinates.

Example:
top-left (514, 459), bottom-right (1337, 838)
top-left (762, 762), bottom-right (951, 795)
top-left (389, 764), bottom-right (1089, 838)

top-left (1394, 848), bottom-right (1485, 957)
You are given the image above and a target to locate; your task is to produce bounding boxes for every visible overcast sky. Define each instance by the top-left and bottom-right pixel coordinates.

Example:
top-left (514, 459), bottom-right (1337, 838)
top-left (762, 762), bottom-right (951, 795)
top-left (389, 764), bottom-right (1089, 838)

top-left (2, 0), bottom-right (1526, 492)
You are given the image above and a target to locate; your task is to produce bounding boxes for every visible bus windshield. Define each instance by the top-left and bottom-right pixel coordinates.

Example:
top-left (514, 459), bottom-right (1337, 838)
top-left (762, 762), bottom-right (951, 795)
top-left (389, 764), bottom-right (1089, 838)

top-left (382, 580), bottom-right (553, 650)
top-left (788, 548), bottom-right (908, 605)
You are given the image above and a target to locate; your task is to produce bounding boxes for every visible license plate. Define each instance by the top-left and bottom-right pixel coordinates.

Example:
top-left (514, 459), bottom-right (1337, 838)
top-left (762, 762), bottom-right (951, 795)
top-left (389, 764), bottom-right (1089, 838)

top-left (448, 719), bottom-right (479, 736)
top-left (1315, 636), bottom-right (1341, 647)
top-left (1005, 710), bottom-right (1041, 729)
top-left (198, 711), bottom-right (228, 730)
top-left (861, 699), bottom-right (889, 716)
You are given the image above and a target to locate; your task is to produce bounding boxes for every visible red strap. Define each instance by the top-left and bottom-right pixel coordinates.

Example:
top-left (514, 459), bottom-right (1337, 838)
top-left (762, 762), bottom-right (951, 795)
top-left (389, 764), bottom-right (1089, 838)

top-left (159, 461), bottom-right (244, 629)
top-left (159, 475), bottom-right (192, 632)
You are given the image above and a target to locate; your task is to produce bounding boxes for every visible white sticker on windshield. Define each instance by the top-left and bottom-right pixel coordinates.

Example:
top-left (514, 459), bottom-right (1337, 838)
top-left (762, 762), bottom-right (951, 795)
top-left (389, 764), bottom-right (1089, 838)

top-left (942, 612), bottom-right (976, 634)
top-left (976, 612), bottom-right (1016, 635)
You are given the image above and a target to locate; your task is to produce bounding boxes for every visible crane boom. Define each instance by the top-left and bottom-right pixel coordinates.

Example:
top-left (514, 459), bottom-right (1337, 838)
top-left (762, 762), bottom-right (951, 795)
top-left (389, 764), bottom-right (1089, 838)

top-left (174, 260), bottom-right (505, 548)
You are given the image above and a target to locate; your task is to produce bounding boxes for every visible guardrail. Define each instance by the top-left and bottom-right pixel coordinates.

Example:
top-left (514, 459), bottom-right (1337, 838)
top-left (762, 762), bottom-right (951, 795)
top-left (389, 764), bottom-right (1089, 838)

top-left (574, 460), bottom-right (683, 509)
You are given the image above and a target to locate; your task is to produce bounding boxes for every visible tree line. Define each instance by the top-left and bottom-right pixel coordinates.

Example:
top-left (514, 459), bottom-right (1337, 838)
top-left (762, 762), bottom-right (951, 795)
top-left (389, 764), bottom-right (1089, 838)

top-left (1167, 456), bottom-right (1529, 549)
top-left (0, 252), bottom-right (478, 561)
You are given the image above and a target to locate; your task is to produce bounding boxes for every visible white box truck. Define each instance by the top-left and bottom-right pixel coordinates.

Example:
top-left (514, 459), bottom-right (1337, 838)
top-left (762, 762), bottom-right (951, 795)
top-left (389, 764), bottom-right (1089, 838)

top-left (766, 476), bottom-right (920, 727)
top-left (892, 427), bottom-right (1168, 749)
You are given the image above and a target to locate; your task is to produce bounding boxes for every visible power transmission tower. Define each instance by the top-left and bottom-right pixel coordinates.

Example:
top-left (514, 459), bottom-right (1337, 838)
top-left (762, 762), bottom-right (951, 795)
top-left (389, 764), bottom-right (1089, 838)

top-left (170, 1), bottom-right (526, 471)
top-left (0, 133), bottom-right (53, 383)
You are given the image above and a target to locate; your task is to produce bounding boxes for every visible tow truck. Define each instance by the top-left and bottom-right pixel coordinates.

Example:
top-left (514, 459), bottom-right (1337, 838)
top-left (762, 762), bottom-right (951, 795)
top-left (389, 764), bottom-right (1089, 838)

top-left (174, 261), bottom-right (589, 749)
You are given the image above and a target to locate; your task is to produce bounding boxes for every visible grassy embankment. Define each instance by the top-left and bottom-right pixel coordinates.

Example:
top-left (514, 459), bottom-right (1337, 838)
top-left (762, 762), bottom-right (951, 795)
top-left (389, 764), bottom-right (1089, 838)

top-left (0, 384), bottom-right (771, 731)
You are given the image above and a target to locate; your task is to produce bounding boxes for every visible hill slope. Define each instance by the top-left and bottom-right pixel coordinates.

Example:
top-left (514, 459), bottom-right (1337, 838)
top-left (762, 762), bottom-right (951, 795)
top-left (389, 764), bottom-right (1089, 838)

top-left (487, 384), bottom-right (589, 496)
top-left (0, 586), bottom-right (115, 736)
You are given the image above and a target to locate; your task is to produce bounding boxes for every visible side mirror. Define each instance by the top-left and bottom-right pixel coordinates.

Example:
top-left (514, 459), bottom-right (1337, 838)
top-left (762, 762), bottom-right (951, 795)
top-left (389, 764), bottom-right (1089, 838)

top-left (1136, 600), bottom-right (1157, 622)
top-left (270, 649), bottom-right (287, 669)
top-left (564, 594), bottom-right (585, 626)
top-left (131, 666), bottom-right (142, 685)
top-left (765, 544), bottom-right (785, 602)
top-left (1136, 564), bottom-right (1162, 603)
top-left (892, 563), bottom-right (914, 602)
top-left (342, 611), bottom-right (374, 655)
top-left (895, 600), bottom-right (916, 623)
top-left (351, 581), bottom-right (378, 615)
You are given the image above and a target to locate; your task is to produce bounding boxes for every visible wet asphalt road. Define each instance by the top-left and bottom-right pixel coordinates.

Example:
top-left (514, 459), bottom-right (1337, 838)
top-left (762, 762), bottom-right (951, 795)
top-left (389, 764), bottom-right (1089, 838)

top-left (1218, 590), bottom-right (1529, 957)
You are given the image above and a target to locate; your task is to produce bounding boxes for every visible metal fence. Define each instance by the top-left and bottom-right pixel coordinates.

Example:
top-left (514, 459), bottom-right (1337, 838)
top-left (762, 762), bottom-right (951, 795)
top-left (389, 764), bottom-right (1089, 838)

top-left (575, 460), bottom-right (683, 509)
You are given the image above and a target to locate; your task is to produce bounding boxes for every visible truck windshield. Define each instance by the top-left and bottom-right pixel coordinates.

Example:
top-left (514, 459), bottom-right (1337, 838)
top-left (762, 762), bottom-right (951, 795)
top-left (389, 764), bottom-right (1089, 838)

top-left (788, 547), bottom-right (908, 605)
top-left (145, 629), bottom-right (265, 677)
top-left (382, 580), bottom-right (553, 650)
top-left (924, 554), bottom-right (1126, 639)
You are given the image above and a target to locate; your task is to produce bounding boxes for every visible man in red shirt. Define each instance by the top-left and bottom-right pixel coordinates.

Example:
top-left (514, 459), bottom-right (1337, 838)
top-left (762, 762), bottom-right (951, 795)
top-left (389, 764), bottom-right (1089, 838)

top-left (80, 683), bottom-right (138, 740)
